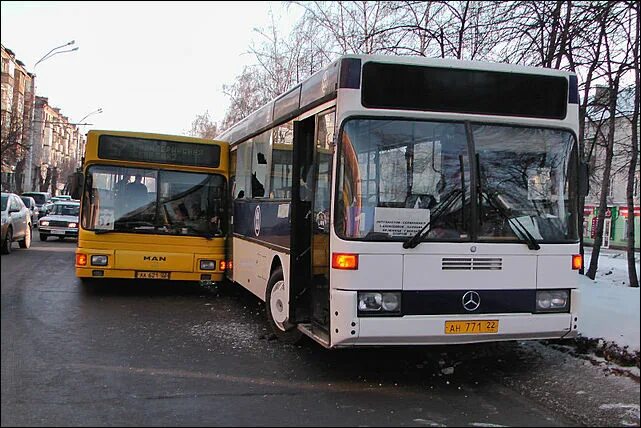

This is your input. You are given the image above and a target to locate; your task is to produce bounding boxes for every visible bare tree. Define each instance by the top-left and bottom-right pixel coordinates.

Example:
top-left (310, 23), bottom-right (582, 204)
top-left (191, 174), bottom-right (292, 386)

top-left (624, 0), bottom-right (639, 287)
top-left (189, 110), bottom-right (218, 140)
top-left (586, 2), bottom-right (635, 279)
top-left (1, 110), bottom-right (30, 193)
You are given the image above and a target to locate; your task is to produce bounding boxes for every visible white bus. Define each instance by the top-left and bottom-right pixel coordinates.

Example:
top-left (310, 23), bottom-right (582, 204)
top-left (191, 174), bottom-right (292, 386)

top-left (218, 54), bottom-right (585, 348)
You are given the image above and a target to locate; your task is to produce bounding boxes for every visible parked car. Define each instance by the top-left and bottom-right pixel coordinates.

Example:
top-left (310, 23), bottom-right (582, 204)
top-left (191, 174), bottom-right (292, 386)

top-left (21, 191), bottom-right (52, 218)
top-left (38, 201), bottom-right (80, 241)
top-left (20, 196), bottom-right (40, 227)
top-left (1, 192), bottom-right (33, 254)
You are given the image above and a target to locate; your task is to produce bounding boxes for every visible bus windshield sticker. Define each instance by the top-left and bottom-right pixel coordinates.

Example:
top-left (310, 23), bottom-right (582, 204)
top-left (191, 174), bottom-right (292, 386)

top-left (527, 167), bottom-right (556, 200)
top-left (374, 207), bottom-right (430, 237)
top-left (96, 209), bottom-right (115, 230)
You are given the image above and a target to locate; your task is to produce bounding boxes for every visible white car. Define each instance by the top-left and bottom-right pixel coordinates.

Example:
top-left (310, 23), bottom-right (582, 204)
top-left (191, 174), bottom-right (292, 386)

top-left (38, 201), bottom-right (80, 241)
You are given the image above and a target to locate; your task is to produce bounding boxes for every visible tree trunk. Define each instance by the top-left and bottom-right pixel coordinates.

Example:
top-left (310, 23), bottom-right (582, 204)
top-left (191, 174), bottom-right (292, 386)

top-left (586, 82), bottom-right (619, 280)
top-left (14, 158), bottom-right (25, 194)
top-left (626, 28), bottom-right (639, 288)
top-left (51, 167), bottom-right (58, 197)
top-left (41, 168), bottom-right (51, 193)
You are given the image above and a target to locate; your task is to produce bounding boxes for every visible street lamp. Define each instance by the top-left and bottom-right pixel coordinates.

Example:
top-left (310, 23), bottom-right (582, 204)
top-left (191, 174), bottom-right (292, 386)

top-left (34, 40), bottom-right (79, 68)
top-left (26, 40), bottom-right (80, 193)
top-left (77, 108), bottom-right (103, 125)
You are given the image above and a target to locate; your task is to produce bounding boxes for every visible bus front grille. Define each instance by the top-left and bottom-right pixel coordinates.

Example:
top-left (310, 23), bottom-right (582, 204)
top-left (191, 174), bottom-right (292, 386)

top-left (441, 257), bottom-right (503, 271)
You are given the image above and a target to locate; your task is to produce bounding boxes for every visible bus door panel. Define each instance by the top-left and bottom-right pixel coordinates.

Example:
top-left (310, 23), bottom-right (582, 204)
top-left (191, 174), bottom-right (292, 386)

top-left (289, 117), bottom-right (315, 323)
top-left (310, 111), bottom-right (335, 333)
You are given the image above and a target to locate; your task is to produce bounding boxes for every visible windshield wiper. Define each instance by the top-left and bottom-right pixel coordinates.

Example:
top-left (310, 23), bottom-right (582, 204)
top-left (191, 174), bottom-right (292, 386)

top-left (403, 189), bottom-right (462, 249)
top-left (481, 191), bottom-right (541, 251)
top-left (93, 220), bottom-right (154, 235)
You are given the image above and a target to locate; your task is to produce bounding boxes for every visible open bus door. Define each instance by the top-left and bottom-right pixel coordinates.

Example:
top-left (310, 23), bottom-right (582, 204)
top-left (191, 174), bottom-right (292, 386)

top-left (290, 113), bottom-right (334, 343)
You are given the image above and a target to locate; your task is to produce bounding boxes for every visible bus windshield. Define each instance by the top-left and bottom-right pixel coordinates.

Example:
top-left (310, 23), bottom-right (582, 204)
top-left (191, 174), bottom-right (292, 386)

top-left (82, 165), bottom-right (226, 238)
top-left (336, 118), bottom-right (578, 243)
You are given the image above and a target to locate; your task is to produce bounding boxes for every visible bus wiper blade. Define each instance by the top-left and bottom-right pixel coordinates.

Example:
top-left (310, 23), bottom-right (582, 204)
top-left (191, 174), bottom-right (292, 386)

top-left (482, 191), bottom-right (540, 251)
top-left (180, 225), bottom-right (214, 240)
top-left (94, 229), bottom-right (120, 235)
top-left (403, 189), bottom-right (462, 249)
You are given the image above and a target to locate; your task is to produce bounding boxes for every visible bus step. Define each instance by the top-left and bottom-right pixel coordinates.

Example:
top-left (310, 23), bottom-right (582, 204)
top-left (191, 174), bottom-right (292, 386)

top-left (298, 323), bottom-right (330, 348)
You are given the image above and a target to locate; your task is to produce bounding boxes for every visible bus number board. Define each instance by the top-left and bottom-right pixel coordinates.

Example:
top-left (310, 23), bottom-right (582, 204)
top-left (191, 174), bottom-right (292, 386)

top-left (98, 135), bottom-right (220, 168)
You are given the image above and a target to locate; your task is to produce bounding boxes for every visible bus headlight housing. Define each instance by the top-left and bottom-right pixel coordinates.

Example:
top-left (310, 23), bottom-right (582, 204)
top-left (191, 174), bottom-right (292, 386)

top-left (199, 260), bottom-right (216, 270)
top-left (358, 292), bottom-right (401, 316)
top-left (535, 289), bottom-right (569, 312)
top-left (91, 255), bottom-right (108, 266)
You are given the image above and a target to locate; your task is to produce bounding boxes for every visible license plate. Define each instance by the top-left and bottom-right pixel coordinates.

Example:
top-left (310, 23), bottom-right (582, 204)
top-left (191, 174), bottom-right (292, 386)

top-left (51, 230), bottom-right (66, 235)
top-left (136, 271), bottom-right (170, 279)
top-left (445, 320), bottom-right (499, 334)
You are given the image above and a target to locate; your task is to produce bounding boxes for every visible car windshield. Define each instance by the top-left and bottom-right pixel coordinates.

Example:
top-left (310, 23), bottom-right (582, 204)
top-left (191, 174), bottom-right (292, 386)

top-left (336, 118), bottom-right (578, 243)
top-left (23, 193), bottom-right (47, 205)
top-left (51, 204), bottom-right (80, 216)
top-left (82, 165), bottom-right (226, 237)
top-left (1, 195), bottom-right (7, 211)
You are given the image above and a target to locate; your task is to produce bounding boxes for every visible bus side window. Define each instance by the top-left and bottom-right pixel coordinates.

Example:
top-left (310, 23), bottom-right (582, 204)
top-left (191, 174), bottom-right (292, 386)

top-left (251, 130), bottom-right (272, 199)
top-left (270, 123), bottom-right (294, 200)
top-left (234, 143), bottom-right (252, 199)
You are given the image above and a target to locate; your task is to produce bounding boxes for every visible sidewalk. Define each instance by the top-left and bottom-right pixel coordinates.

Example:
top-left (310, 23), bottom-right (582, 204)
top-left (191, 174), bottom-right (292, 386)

top-left (579, 248), bottom-right (640, 351)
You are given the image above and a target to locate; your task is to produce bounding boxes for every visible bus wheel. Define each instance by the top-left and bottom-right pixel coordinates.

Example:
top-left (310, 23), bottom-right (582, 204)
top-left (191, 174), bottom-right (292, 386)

top-left (266, 267), bottom-right (303, 345)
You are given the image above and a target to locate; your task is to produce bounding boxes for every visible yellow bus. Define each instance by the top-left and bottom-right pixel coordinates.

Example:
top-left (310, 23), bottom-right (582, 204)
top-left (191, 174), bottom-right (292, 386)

top-left (74, 130), bottom-right (229, 285)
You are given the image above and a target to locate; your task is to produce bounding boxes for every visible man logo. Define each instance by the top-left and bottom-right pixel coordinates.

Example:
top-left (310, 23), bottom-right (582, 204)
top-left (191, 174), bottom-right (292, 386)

top-left (144, 256), bottom-right (166, 262)
top-left (254, 205), bottom-right (261, 237)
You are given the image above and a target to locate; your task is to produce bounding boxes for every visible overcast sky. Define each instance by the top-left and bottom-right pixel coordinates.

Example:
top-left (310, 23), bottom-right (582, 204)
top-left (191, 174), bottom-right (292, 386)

top-left (1, 1), bottom-right (301, 136)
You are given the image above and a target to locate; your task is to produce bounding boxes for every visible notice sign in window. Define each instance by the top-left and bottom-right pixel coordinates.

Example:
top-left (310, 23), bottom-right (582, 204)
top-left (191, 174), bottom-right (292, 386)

top-left (374, 207), bottom-right (430, 237)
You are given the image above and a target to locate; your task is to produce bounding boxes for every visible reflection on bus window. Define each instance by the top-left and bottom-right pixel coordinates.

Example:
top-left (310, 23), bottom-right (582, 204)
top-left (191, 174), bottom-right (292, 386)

top-left (82, 165), bottom-right (226, 237)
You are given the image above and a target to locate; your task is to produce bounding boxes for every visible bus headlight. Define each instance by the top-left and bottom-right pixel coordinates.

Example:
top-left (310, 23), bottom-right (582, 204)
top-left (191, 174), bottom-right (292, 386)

top-left (199, 260), bottom-right (216, 270)
top-left (358, 292), bottom-right (401, 315)
top-left (536, 289), bottom-right (569, 312)
top-left (91, 255), bottom-right (108, 266)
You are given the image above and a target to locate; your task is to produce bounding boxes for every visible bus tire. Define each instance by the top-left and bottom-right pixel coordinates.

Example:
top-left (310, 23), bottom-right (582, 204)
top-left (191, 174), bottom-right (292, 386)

top-left (266, 267), bottom-right (303, 345)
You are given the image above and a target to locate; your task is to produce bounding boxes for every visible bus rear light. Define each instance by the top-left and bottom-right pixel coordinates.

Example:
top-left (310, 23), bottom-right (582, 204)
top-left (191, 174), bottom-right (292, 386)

top-left (332, 253), bottom-right (359, 270)
top-left (76, 253), bottom-right (87, 266)
top-left (572, 254), bottom-right (582, 270)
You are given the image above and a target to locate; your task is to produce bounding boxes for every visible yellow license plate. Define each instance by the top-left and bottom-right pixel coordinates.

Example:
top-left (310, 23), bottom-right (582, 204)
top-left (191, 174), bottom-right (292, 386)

top-left (136, 271), bottom-right (170, 279)
top-left (445, 320), bottom-right (499, 334)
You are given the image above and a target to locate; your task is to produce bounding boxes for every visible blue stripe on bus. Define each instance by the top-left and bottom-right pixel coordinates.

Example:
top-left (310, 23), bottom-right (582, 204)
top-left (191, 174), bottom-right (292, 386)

top-left (234, 200), bottom-right (291, 249)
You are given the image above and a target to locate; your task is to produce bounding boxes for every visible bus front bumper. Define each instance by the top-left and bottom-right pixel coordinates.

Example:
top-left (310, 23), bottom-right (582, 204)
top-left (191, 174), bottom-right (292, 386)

top-left (330, 289), bottom-right (579, 347)
top-left (76, 267), bottom-right (224, 282)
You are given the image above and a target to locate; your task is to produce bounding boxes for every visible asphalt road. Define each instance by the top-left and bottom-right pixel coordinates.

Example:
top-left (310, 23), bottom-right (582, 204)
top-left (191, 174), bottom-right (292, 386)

top-left (2, 239), bottom-right (639, 426)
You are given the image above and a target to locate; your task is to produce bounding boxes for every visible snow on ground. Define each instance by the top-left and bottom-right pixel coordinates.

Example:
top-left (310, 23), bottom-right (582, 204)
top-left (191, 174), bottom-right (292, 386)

top-left (579, 248), bottom-right (640, 352)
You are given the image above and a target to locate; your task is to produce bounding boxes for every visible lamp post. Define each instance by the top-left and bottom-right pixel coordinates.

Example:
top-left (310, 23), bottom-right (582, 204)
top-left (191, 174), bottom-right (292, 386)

top-left (25, 41), bottom-right (79, 192)
top-left (74, 108), bottom-right (103, 168)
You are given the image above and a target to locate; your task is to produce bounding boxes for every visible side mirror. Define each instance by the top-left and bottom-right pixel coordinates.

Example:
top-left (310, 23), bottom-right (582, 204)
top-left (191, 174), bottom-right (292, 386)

top-left (70, 171), bottom-right (84, 200)
top-left (579, 161), bottom-right (590, 197)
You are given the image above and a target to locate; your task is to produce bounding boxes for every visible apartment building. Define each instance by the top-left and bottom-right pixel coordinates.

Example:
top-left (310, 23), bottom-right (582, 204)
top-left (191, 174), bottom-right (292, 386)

top-left (1, 44), bottom-right (35, 193)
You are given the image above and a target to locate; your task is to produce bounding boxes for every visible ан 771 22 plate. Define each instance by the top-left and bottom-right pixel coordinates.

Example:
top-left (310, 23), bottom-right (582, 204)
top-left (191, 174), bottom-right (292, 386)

top-left (444, 320), bottom-right (499, 334)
